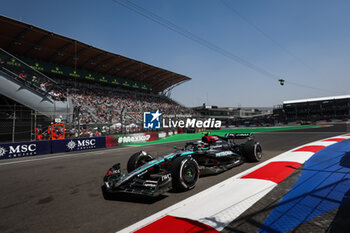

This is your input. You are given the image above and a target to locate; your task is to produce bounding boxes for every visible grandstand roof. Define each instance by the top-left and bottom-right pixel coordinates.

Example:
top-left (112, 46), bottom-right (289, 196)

top-left (0, 15), bottom-right (190, 93)
top-left (283, 95), bottom-right (350, 105)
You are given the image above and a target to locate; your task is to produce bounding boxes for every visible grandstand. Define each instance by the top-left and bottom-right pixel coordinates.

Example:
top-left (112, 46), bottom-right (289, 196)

top-left (191, 104), bottom-right (274, 127)
top-left (274, 95), bottom-right (350, 122)
top-left (0, 15), bottom-right (194, 142)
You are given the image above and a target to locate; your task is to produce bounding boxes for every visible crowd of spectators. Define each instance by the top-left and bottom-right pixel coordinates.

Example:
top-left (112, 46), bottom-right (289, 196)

top-left (17, 70), bottom-right (67, 101)
top-left (32, 81), bottom-right (195, 139)
top-left (0, 56), bottom-right (196, 136)
top-left (0, 57), bottom-right (67, 101)
top-left (68, 83), bottom-right (196, 133)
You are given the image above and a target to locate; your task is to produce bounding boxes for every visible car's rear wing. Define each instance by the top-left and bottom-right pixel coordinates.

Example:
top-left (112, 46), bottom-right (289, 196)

top-left (224, 133), bottom-right (253, 139)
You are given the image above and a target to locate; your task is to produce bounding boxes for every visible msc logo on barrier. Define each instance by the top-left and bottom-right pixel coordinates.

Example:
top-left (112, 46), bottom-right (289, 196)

top-left (0, 144), bottom-right (37, 158)
top-left (0, 146), bottom-right (7, 157)
top-left (10, 144), bottom-right (36, 154)
top-left (143, 110), bottom-right (161, 129)
top-left (66, 139), bottom-right (96, 150)
top-left (67, 140), bottom-right (76, 150)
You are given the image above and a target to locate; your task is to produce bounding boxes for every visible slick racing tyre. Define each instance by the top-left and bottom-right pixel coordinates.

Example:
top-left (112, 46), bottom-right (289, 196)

top-left (171, 156), bottom-right (199, 191)
top-left (243, 141), bottom-right (262, 162)
top-left (127, 151), bottom-right (153, 173)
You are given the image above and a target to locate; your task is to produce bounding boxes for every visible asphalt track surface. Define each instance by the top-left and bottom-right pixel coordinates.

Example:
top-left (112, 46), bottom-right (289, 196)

top-left (0, 124), bottom-right (348, 233)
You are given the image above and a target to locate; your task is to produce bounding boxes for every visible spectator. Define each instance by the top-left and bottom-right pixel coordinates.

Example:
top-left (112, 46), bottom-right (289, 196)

top-left (18, 71), bottom-right (26, 80)
top-left (40, 82), bottom-right (47, 92)
top-left (31, 76), bottom-right (38, 87)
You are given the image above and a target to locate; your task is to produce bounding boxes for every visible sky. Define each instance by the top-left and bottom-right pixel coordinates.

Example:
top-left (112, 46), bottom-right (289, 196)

top-left (1, 0), bottom-right (350, 107)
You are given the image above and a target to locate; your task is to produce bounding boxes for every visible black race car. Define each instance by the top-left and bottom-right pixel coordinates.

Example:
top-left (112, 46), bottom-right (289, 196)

top-left (103, 133), bottom-right (262, 198)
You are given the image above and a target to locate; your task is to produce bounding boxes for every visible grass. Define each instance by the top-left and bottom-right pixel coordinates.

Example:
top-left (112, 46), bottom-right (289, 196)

top-left (129, 125), bottom-right (318, 146)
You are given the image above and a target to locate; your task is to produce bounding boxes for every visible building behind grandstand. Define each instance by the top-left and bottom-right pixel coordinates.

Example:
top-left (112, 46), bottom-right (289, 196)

top-left (273, 95), bottom-right (350, 122)
top-left (192, 104), bottom-right (274, 126)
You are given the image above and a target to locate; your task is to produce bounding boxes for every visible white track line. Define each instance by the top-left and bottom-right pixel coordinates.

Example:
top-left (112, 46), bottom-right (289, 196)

top-left (0, 130), bottom-right (345, 167)
top-left (0, 139), bottom-right (198, 167)
top-left (0, 146), bottom-right (142, 166)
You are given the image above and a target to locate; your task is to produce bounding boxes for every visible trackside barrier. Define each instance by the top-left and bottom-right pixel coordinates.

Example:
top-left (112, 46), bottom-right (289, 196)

top-left (105, 135), bottom-right (118, 148)
top-left (115, 132), bottom-right (159, 146)
top-left (0, 130), bottom-right (182, 160)
top-left (0, 140), bottom-right (51, 160)
top-left (51, 137), bottom-right (106, 153)
top-left (0, 137), bottom-right (106, 160)
top-left (113, 131), bottom-right (178, 146)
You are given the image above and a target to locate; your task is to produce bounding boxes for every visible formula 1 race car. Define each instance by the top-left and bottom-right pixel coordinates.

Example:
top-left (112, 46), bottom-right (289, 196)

top-left (103, 133), bottom-right (262, 198)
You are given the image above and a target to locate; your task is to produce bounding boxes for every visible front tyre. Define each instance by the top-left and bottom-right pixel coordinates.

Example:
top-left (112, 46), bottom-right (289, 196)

top-left (127, 151), bottom-right (153, 173)
top-left (243, 141), bottom-right (262, 162)
top-left (171, 156), bottom-right (199, 191)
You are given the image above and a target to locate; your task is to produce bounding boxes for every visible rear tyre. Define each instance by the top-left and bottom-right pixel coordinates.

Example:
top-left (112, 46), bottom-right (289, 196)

top-left (171, 156), bottom-right (199, 191)
top-left (243, 141), bottom-right (262, 162)
top-left (127, 151), bottom-right (153, 173)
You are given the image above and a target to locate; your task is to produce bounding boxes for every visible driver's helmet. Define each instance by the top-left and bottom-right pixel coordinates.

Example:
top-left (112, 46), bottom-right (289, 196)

top-left (193, 141), bottom-right (206, 151)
